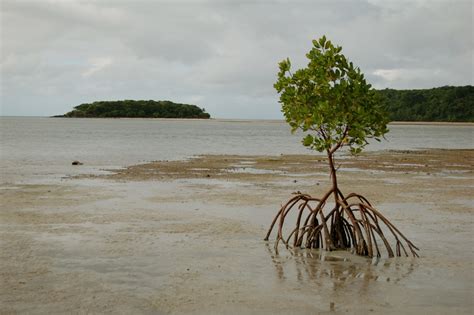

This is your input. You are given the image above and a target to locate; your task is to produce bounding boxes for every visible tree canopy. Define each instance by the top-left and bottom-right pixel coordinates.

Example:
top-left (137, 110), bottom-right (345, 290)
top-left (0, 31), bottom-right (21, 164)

top-left (275, 35), bottom-right (389, 156)
top-left (60, 100), bottom-right (210, 119)
top-left (377, 86), bottom-right (474, 122)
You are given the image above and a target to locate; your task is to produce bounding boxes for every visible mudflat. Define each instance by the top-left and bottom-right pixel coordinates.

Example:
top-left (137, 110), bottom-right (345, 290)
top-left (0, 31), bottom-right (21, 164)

top-left (1, 149), bottom-right (473, 314)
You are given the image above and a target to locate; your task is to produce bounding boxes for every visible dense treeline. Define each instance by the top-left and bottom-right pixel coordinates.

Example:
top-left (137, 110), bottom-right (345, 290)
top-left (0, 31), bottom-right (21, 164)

top-left (60, 100), bottom-right (211, 119)
top-left (377, 86), bottom-right (473, 122)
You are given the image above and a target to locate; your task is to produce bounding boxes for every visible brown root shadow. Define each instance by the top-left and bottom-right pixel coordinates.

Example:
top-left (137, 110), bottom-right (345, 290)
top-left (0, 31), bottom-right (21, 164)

top-left (264, 188), bottom-right (419, 258)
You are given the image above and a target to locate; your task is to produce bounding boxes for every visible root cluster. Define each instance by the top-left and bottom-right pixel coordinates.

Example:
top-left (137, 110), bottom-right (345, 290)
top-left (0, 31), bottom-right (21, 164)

top-left (264, 189), bottom-right (419, 258)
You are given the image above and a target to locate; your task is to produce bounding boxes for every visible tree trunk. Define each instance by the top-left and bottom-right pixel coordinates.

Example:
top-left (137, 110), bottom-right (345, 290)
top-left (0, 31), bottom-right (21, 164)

top-left (327, 151), bottom-right (338, 201)
top-left (327, 150), bottom-right (343, 249)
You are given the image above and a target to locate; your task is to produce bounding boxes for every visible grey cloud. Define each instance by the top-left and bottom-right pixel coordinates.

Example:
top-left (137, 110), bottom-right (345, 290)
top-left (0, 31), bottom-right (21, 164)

top-left (1, 0), bottom-right (472, 118)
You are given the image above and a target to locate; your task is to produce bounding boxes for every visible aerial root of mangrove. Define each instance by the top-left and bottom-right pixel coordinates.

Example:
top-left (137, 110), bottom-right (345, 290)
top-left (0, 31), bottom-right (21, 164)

top-left (264, 188), bottom-right (419, 258)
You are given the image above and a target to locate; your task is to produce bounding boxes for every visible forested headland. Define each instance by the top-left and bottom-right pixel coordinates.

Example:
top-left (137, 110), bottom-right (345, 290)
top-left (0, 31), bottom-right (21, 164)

top-left (377, 86), bottom-right (473, 122)
top-left (56, 86), bottom-right (473, 121)
top-left (58, 100), bottom-right (211, 119)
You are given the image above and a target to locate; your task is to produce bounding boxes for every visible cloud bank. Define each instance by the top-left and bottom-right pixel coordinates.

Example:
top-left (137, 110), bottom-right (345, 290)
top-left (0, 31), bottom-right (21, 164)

top-left (1, 0), bottom-right (472, 118)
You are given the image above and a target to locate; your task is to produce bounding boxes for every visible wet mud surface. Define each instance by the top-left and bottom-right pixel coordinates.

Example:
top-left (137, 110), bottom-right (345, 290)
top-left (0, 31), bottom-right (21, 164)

top-left (1, 149), bottom-right (473, 314)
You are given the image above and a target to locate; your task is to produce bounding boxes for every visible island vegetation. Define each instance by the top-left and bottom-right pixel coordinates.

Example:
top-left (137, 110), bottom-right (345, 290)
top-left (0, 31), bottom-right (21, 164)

top-left (58, 100), bottom-right (211, 119)
top-left (56, 88), bottom-right (473, 122)
top-left (377, 86), bottom-right (473, 122)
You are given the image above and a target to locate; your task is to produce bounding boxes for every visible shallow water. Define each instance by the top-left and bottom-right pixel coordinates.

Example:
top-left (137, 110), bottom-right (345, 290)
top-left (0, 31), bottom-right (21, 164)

top-left (1, 117), bottom-right (473, 182)
top-left (1, 146), bottom-right (473, 313)
top-left (3, 177), bottom-right (471, 314)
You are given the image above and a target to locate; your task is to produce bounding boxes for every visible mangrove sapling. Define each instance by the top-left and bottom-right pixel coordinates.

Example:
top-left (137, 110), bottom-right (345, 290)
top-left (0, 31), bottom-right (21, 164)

top-left (264, 36), bottom-right (418, 258)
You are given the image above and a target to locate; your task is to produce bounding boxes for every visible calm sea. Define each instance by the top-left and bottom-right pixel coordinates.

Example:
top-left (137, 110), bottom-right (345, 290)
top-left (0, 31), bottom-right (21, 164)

top-left (1, 117), bottom-right (473, 183)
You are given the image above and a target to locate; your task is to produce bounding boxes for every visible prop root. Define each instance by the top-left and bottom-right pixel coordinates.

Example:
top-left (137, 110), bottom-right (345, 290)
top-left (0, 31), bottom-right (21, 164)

top-left (264, 188), bottom-right (419, 258)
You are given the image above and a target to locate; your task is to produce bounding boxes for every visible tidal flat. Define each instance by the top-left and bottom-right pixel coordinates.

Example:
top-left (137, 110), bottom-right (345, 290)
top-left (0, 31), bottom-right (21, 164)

top-left (1, 149), bottom-right (473, 314)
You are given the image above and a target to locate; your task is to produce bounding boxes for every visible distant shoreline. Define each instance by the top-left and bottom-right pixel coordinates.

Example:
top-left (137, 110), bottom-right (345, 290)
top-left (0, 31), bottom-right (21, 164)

top-left (2, 116), bottom-right (474, 126)
top-left (51, 116), bottom-right (212, 120)
top-left (51, 117), bottom-right (474, 126)
top-left (388, 121), bottom-right (474, 126)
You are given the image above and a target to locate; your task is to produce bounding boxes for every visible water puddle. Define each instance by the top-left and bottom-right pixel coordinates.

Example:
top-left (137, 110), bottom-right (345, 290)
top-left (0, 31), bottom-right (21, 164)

top-left (238, 161), bottom-right (256, 165)
top-left (227, 167), bottom-right (285, 175)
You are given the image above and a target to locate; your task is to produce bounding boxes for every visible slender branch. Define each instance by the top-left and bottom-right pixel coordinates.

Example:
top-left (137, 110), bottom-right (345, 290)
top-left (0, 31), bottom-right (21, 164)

top-left (329, 125), bottom-right (349, 155)
top-left (319, 127), bottom-right (328, 142)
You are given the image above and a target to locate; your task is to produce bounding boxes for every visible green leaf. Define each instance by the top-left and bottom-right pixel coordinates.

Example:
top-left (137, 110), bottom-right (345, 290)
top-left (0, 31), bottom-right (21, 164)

top-left (319, 35), bottom-right (326, 47)
top-left (302, 134), bottom-right (314, 146)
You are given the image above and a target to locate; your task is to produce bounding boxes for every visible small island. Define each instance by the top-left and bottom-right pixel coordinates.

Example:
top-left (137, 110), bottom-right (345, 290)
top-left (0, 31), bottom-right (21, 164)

top-left (56, 100), bottom-right (211, 119)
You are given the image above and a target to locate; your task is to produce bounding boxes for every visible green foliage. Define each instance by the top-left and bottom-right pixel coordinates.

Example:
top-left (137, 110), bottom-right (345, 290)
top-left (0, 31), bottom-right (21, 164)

top-left (275, 36), bottom-right (389, 155)
top-left (377, 86), bottom-right (474, 122)
top-left (62, 100), bottom-right (211, 119)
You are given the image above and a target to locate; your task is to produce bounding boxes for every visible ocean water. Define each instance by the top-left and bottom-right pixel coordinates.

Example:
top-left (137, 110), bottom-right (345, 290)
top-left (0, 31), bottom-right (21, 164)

top-left (1, 117), bottom-right (473, 183)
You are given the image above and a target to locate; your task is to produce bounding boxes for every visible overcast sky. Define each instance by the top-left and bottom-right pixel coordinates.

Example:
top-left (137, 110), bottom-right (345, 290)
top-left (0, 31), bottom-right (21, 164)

top-left (1, 0), bottom-right (472, 118)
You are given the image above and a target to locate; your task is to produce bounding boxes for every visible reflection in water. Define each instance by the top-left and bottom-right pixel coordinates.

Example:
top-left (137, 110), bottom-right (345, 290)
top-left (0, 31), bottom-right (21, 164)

top-left (265, 243), bottom-right (416, 294)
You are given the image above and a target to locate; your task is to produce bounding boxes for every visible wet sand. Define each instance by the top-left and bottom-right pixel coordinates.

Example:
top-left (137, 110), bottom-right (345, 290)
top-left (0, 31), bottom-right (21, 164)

top-left (1, 149), bottom-right (473, 314)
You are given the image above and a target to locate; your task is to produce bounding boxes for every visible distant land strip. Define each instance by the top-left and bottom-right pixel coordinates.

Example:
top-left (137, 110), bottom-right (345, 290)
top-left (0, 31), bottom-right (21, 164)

top-left (378, 85), bottom-right (473, 122)
top-left (55, 100), bottom-right (211, 119)
top-left (55, 86), bottom-right (473, 122)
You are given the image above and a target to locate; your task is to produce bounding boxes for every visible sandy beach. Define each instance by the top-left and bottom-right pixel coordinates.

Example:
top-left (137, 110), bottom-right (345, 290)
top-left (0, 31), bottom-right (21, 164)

top-left (1, 149), bottom-right (473, 314)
